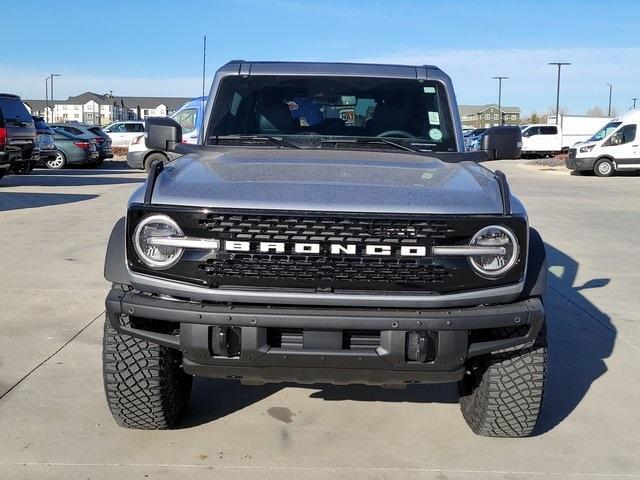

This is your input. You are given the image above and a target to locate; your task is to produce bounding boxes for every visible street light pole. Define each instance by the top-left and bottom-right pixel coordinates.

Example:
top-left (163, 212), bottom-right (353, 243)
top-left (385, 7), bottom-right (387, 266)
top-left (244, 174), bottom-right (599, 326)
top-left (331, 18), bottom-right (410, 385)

top-left (49, 73), bottom-right (61, 122)
top-left (45, 78), bottom-right (49, 122)
top-left (492, 76), bottom-right (509, 125)
top-left (548, 62), bottom-right (571, 125)
top-left (606, 84), bottom-right (613, 116)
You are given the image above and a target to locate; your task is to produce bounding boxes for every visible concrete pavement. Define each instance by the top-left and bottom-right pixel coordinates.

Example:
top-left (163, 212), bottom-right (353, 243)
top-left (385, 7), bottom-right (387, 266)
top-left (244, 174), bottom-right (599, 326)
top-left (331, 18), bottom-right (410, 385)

top-left (0, 160), bottom-right (638, 479)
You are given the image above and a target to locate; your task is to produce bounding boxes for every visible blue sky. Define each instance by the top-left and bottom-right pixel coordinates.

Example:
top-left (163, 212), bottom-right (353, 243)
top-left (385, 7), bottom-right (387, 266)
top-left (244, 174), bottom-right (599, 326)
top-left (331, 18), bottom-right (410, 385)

top-left (3, 0), bottom-right (639, 115)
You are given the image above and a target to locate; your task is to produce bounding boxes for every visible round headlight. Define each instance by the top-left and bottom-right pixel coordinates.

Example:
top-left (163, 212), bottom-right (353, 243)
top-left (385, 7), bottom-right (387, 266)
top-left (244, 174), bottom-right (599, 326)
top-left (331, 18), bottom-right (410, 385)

top-left (468, 225), bottom-right (519, 278)
top-left (133, 214), bottom-right (184, 269)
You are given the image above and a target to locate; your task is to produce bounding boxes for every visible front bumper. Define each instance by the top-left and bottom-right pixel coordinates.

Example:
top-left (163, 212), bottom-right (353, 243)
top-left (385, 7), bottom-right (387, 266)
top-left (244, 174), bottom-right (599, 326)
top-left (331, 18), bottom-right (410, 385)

top-left (105, 287), bottom-right (544, 386)
top-left (126, 150), bottom-right (145, 169)
top-left (566, 152), bottom-right (597, 171)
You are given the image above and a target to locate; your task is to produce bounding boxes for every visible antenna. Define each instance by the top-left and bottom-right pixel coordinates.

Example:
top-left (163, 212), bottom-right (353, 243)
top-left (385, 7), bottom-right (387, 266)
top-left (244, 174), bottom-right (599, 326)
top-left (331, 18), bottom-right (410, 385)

top-left (202, 35), bottom-right (207, 100)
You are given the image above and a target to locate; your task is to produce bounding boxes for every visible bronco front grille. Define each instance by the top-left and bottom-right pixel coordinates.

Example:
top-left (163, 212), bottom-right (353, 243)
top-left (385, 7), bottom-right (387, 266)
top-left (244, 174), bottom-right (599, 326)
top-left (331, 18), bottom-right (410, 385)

top-left (127, 207), bottom-right (527, 293)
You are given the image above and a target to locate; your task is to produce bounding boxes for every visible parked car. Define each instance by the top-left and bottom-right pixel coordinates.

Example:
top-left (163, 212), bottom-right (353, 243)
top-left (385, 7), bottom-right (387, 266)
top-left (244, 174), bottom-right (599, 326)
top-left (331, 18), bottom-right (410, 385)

top-left (51, 123), bottom-right (113, 163)
top-left (566, 108), bottom-right (640, 176)
top-left (127, 96), bottom-right (207, 171)
top-left (31, 116), bottom-right (57, 166)
top-left (102, 121), bottom-right (145, 147)
top-left (104, 60), bottom-right (548, 438)
top-left (0, 93), bottom-right (36, 178)
top-left (47, 127), bottom-right (98, 169)
top-left (464, 128), bottom-right (486, 150)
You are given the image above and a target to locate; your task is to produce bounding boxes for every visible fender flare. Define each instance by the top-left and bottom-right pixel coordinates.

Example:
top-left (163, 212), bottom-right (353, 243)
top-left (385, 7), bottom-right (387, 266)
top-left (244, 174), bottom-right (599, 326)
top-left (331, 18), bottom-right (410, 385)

top-left (520, 227), bottom-right (547, 299)
top-left (104, 217), bottom-right (131, 285)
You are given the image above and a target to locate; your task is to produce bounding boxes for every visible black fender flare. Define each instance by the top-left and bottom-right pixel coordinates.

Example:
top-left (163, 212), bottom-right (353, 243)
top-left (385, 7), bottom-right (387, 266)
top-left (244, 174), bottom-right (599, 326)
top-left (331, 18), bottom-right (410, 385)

top-left (520, 227), bottom-right (547, 299)
top-left (104, 217), bottom-right (131, 286)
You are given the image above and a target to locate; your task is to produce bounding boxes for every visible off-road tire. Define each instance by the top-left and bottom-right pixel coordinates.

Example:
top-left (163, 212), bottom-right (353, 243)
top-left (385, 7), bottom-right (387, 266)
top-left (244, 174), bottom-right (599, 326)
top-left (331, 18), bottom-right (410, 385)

top-left (144, 153), bottom-right (166, 173)
top-left (458, 321), bottom-right (548, 437)
top-left (102, 316), bottom-right (192, 429)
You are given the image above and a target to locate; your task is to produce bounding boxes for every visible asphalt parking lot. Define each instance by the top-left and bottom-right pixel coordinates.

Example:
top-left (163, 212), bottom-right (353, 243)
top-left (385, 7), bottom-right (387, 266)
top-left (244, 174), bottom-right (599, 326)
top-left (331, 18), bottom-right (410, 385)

top-left (0, 160), bottom-right (639, 479)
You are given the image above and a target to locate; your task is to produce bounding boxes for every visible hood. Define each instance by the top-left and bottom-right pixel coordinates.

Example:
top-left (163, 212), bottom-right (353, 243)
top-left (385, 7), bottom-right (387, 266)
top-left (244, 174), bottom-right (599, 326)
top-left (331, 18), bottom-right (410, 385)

top-left (142, 148), bottom-right (504, 215)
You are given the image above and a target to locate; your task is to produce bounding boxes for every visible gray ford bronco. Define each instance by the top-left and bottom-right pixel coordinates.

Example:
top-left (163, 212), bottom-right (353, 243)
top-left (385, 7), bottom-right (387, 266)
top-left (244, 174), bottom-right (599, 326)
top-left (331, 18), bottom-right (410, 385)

top-left (103, 61), bottom-right (547, 437)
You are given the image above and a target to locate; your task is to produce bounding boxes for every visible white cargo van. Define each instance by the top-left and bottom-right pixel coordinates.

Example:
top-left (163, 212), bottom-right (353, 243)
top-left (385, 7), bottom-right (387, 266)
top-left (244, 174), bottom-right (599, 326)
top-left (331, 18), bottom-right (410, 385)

top-left (566, 109), bottom-right (640, 177)
top-left (521, 114), bottom-right (610, 156)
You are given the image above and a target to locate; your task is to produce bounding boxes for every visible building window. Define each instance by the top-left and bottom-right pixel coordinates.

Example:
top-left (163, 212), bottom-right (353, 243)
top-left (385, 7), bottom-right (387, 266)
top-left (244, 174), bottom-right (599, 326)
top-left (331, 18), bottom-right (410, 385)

top-left (511, 114), bottom-right (517, 120)
top-left (484, 114), bottom-right (490, 119)
top-left (494, 114), bottom-right (499, 120)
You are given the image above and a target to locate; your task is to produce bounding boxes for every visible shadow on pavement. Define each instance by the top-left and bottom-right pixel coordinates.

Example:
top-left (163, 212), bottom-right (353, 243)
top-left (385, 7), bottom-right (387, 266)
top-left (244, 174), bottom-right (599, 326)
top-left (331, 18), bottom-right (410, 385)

top-left (0, 192), bottom-right (99, 212)
top-left (534, 243), bottom-right (614, 435)
top-left (180, 378), bottom-right (282, 428)
top-left (178, 242), bottom-right (613, 435)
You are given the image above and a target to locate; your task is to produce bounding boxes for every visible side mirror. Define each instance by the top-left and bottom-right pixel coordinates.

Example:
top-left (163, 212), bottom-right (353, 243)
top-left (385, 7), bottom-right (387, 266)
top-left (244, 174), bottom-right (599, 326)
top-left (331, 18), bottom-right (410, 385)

top-left (481, 126), bottom-right (523, 160)
top-left (145, 117), bottom-right (182, 152)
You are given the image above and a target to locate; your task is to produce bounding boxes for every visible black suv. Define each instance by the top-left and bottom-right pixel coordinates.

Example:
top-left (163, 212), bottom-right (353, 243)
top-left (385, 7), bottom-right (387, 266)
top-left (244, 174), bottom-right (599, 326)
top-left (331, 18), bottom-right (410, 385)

top-left (0, 94), bottom-right (36, 178)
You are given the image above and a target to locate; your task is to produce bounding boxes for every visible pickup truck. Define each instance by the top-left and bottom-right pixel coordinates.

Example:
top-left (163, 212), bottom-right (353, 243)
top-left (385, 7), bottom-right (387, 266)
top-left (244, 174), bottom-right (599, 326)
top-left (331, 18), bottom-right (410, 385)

top-left (103, 61), bottom-right (547, 437)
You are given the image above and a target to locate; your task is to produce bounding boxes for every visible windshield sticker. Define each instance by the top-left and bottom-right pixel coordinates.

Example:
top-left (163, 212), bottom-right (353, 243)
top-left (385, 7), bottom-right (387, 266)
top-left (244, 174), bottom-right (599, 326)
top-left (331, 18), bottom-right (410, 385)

top-left (423, 86), bottom-right (436, 93)
top-left (429, 128), bottom-right (443, 141)
top-left (428, 111), bottom-right (440, 125)
top-left (287, 101), bottom-right (299, 110)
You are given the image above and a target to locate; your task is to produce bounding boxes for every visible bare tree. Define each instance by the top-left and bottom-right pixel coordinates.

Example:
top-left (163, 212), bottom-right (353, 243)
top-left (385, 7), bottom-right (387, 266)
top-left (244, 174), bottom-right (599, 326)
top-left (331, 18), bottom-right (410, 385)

top-left (586, 106), bottom-right (605, 117)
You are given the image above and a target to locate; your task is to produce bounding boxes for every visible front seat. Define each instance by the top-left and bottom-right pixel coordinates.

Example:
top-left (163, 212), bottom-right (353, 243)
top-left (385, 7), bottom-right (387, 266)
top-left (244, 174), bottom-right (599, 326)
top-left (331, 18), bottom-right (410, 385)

top-left (257, 103), bottom-right (295, 134)
top-left (367, 103), bottom-right (407, 135)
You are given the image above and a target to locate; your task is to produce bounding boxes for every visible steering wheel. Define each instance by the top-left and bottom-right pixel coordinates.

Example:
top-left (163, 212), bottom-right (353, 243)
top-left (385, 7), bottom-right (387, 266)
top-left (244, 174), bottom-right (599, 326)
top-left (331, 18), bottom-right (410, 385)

top-left (376, 130), bottom-right (417, 139)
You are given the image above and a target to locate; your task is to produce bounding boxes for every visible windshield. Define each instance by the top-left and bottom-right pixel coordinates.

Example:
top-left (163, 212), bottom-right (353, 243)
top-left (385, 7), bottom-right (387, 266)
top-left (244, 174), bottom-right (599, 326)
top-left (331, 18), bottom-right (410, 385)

top-left (589, 121), bottom-right (621, 142)
top-left (207, 75), bottom-right (457, 152)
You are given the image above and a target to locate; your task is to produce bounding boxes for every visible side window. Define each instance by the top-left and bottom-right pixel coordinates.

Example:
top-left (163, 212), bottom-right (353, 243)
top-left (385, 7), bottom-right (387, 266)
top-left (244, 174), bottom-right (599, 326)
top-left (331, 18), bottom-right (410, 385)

top-left (523, 127), bottom-right (540, 137)
top-left (606, 124), bottom-right (636, 146)
top-left (109, 123), bottom-right (125, 133)
top-left (172, 108), bottom-right (197, 133)
top-left (540, 126), bottom-right (558, 135)
top-left (124, 123), bottom-right (144, 133)
top-left (0, 97), bottom-right (33, 123)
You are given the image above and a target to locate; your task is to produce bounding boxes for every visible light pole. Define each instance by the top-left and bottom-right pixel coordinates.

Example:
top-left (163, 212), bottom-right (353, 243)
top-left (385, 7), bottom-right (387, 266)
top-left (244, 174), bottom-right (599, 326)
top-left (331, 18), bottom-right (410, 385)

top-left (45, 78), bottom-right (49, 122)
top-left (549, 62), bottom-right (571, 125)
top-left (633, 98), bottom-right (638, 109)
top-left (607, 83), bottom-right (613, 116)
top-left (49, 73), bottom-right (61, 121)
top-left (492, 76), bottom-right (509, 125)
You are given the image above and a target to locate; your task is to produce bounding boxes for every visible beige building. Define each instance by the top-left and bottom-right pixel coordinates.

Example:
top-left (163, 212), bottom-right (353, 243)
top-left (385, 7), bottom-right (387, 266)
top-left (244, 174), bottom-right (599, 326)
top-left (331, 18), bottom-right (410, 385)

top-left (23, 92), bottom-right (189, 125)
top-left (459, 104), bottom-right (521, 128)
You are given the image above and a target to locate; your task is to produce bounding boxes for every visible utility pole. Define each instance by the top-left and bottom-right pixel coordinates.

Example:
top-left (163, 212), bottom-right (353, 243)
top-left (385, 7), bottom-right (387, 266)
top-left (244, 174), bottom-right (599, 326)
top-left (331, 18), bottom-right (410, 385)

top-left (492, 76), bottom-right (509, 125)
top-left (633, 98), bottom-right (638, 109)
top-left (607, 83), bottom-right (613, 116)
top-left (49, 73), bottom-right (61, 122)
top-left (45, 77), bottom-right (49, 122)
top-left (548, 62), bottom-right (570, 125)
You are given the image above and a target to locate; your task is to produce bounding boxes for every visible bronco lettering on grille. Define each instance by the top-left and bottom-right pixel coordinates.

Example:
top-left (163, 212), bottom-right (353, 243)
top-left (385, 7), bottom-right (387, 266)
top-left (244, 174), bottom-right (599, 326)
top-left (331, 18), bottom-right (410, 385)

top-left (224, 240), bottom-right (428, 257)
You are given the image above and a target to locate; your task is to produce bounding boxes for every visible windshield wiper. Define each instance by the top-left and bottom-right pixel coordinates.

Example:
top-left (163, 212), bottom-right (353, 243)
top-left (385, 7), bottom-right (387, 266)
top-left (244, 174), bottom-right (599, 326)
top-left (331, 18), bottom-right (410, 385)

top-left (211, 134), bottom-right (301, 149)
top-left (321, 137), bottom-right (421, 153)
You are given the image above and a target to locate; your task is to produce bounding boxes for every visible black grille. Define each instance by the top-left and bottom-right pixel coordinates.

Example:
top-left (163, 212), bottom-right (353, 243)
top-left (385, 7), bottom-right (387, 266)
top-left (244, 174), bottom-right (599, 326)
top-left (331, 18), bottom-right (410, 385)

top-left (198, 214), bottom-right (454, 244)
top-left (200, 254), bottom-right (450, 285)
top-left (127, 207), bottom-right (527, 293)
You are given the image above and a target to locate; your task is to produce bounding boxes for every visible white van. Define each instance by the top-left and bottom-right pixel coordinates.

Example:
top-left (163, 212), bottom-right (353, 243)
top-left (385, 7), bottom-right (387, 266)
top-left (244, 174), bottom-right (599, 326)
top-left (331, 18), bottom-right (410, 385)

top-left (566, 109), bottom-right (640, 177)
top-left (521, 115), bottom-right (610, 156)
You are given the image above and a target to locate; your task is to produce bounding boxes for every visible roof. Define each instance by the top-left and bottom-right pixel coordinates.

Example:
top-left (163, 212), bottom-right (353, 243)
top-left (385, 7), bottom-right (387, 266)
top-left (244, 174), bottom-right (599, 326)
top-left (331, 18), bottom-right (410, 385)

top-left (24, 92), bottom-right (191, 111)
top-left (221, 60), bottom-right (443, 80)
top-left (459, 104), bottom-right (521, 115)
top-left (123, 96), bottom-right (190, 111)
top-left (23, 99), bottom-right (49, 112)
